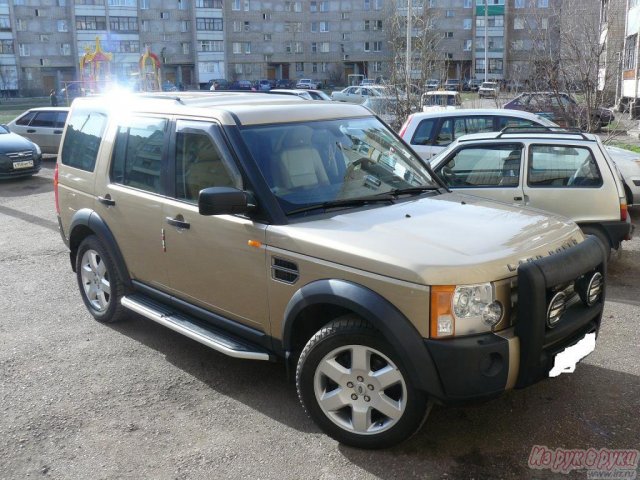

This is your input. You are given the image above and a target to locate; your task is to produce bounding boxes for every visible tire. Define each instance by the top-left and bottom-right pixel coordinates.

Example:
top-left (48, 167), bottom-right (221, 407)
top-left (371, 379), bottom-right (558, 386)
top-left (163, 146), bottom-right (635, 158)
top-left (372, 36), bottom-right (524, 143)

top-left (581, 226), bottom-right (612, 261)
top-left (75, 235), bottom-right (128, 323)
top-left (296, 316), bottom-right (428, 449)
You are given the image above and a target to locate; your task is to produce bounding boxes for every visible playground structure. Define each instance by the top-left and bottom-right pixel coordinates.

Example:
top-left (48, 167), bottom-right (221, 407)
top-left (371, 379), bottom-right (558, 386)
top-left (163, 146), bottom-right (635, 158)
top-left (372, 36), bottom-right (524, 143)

top-left (79, 37), bottom-right (113, 94)
top-left (138, 46), bottom-right (163, 92)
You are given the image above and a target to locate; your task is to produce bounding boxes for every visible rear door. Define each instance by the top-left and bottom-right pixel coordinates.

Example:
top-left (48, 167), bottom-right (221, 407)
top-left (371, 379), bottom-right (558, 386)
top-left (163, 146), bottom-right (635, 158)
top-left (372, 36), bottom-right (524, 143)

top-left (433, 142), bottom-right (526, 206)
top-left (523, 143), bottom-right (618, 222)
top-left (24, 110), bottom-right (62, 153)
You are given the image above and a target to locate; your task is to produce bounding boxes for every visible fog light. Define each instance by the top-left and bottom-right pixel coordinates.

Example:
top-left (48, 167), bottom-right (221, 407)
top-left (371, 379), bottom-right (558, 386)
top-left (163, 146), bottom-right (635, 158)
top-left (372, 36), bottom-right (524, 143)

top-left (547, 292), bottom-right (566, 328)
top-left (585, 272), bottom-right (603, 306)
top-left (482, 301), bottom-right (503, 327)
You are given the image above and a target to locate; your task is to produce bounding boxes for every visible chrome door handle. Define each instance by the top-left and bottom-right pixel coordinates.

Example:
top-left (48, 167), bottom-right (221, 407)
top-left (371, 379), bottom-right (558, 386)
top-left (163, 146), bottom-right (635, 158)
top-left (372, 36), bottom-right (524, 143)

top-left (97, 196), bottom-right (115, 206)
top-left (166, 217), bottom-right (190, 230)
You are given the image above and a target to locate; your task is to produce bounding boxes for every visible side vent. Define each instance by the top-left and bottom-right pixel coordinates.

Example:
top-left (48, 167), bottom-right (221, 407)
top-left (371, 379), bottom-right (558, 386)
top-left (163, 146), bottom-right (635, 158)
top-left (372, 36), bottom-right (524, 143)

top-left (271, 257), bottom-right (299, 284)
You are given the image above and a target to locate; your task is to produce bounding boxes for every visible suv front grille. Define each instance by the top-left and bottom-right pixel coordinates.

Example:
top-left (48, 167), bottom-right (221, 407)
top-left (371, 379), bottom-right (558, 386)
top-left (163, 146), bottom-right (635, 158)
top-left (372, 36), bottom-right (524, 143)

top-left (271, 257), bottom-right (299, 284)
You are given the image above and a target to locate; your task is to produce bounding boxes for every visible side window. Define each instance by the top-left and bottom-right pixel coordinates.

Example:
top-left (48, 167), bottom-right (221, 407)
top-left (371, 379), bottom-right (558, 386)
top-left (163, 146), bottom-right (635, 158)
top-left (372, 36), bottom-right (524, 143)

top-left (110, 117), bottom-right (167, 194)
top-left (410, 118), bottom-right (437, 145)
top-left (440, 143), bottom-right (522, 187)
top-left (55, 111), bottom-right (68, 129)
top-left (30, 111), bottom-right (58, 128)
top-left (498, 116), bottom-right (537, 130)
top-left (174, 121), bottom-right (241, 203)
top-left (464, 116), bottom-right (495, 134)
top-left (16, 111), bottom-right (36, 126)
top-left (60, 109), bottom-right (108, 172)
top-left (528, 145), bottom-right (603, 187)
top-left (435, 119), bottom-right (453, 146)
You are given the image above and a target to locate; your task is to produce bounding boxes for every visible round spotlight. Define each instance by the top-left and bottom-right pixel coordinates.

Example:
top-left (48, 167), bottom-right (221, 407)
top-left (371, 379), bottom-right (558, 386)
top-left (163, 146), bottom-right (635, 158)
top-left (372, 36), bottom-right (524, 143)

top-left (585, 272), bottom-right (603, 306)
top-left (482, 301), bottom-right (503, 327)
top-left (546, 292), bottom-right (566, 328)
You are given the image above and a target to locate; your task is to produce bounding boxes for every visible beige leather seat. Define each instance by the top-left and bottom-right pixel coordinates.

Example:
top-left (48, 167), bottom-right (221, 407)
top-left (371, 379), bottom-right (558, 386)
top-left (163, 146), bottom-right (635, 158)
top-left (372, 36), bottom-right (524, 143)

top-left (272, 126), bottom-right (329, 189)
top-left (185, 138), bottom-right (234, 200)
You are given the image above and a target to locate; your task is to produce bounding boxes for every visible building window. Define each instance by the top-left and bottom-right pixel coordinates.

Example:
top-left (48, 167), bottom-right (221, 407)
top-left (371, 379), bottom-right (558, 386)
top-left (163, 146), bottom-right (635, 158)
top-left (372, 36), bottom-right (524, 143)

top-left (444, 31), bottom-right (453, 38)
top-left (463, 18), bottom-right (471, 29)
top-left (140, 0), bottom-right (149, 8)
top-left (310, 0), bottom-right (317, 12)
top-left (196, 0), bottom-right (222, 6)
top-left (624, 35), bottom-right (637, 70)
top-left (245, 42), bottom-right (252, 53)
top-left (373, 20), bottom-right (382, 30)
top-left (233, 20), bottom-right (242, 32)
top-left (199, 61), bottom-right (223, 74)
top-left (537, 0), bottom-right (548, 7)
top-left (464, 0), bottom-right (471, 7)
top-left (320, 0), bottom-right (328, 12)
top-left (262, 12), bottom-right (271, 19)
top-left (196, 17), bottom-right (223, 30)
top-left (232, 0), bottom-right (241, 9)
top-left (16, 19), bottom-right (26, 31)
top-left (233, 42), bottom-right (242, 54)
top-left (515, 0), bottom-right (524, 7)
top-left (244, 0), bottom-right (250, 10)
top-left (141, 20), bottom-right (149, 31)
top-left (108, 0), bottom-right (136, 4)
top-left (19, 44), bottom-right (30, 56)
top-left (109, 16), bottom-right (138, 32)
top-left (342, 32), bottom-right (350, 40)
top-left (57, 19), bottom-right (68, 32)
top-left (0, 15), bottom-right (9, 31)
top-left (364, 0), bottom-right (370, 10)
top-left (76, 16), bottom-right (107, 30)
top-left (180, 20), bottom-right (190, 31)
top-left (285, 41), bottom-right (292, 53)
top-left (40, 34), bottom-right (50, 43)
top-left (372, 61), bottom-right (382, 72)
top-left (294, 41), bottom-right (303, 53)
top-left (311, 42), bottom-right (317, 53)
top-left (374, 0), bottom-right (382, 10)
top-left (373, 41), bottom-right (382, 52)
top-left (312, 62), bottom-right (318, 73)
top-left (541, 18), bottom-right (548, 29)
top-left (0, 39), bottom-right (13, 54)
top-left (463, 39), bottom-right (472, 51)
top-left (160, 11), bottom-right (170, 19)
top-left (199, 40), bottom-right (223, 52)
top-left (295, 62), bottom-right (304, 72)
top-left (311, 22), bottom-right (318, 32)
top-left (178, 0), bottom-right (187, 9)
top-left (364, 42), bottom-right (370, 52)
top-left (321, 41), bottom-right (330, 52)
top-left (320, 21), bottom-right (329, 32)
top-left (341, 12), bottom-right (349, 19)
top-left (264, 33), bottom-right (272, 40)
top-left (446, 10), bottom-right (454, 17)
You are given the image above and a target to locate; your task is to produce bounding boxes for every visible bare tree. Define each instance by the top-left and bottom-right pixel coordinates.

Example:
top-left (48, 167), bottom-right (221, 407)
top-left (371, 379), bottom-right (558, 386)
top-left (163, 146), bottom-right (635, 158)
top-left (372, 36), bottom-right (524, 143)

top-left (383, 1), bottom-right (442, 127)
top-left (522, 0), bottom-right (612, 132)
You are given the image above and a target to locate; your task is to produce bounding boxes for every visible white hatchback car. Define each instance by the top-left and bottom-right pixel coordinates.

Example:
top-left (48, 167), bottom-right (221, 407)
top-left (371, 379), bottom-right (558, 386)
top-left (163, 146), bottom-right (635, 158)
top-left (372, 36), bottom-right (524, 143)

top-left (428, 129), bottom-right (634, 255)
top-left (399, 108), bottom-right (640, 206)
top-left (7, 107), bottom-right (69, 154)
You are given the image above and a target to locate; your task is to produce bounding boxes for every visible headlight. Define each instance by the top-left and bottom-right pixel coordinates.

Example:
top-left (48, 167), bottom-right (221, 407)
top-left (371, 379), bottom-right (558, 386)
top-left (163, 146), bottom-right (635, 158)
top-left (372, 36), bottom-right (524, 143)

top-left (430, 283), bottom-right (504, 338)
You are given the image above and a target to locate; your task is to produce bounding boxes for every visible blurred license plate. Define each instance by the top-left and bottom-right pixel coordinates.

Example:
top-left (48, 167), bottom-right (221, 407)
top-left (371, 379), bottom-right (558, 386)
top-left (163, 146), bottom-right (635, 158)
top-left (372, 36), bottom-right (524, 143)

top-left (13, 160), bottom-right (33, 169)
top-left (549, 332), bottom-right (596, 377)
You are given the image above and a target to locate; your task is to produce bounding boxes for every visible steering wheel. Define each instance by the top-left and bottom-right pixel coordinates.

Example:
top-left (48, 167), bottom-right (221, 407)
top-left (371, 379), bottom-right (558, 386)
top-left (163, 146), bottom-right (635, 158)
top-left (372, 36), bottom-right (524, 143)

top-left (343, 157), bottom-right (373, 181)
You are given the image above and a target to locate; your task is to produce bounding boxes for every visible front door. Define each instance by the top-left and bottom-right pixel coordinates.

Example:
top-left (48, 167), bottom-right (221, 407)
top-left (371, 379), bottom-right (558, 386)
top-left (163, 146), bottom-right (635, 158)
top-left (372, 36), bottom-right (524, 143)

top-left (434, 142), bottom-right (526, 207)
top-left (161, 119), bottom-right (269, 331)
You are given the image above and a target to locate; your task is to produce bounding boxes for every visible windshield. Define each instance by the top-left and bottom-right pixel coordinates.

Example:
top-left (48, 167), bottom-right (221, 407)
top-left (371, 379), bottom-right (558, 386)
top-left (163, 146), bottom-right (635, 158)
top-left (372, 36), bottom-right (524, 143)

top-left (240, 117), bottom-right (438, 215)
top-left (423, 94), bottom-right (458, 106)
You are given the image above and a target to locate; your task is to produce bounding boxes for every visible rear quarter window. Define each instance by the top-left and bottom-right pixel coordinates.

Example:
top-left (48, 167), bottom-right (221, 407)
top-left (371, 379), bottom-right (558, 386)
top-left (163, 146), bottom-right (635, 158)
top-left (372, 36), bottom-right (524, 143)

top-left (60, 109), bottom-right (108, 172)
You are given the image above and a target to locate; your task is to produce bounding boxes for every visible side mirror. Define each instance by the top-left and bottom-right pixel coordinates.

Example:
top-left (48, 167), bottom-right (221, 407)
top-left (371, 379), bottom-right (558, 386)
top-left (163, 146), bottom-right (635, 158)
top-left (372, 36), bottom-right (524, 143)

top-left (198, 187), bottom-right (253, 216)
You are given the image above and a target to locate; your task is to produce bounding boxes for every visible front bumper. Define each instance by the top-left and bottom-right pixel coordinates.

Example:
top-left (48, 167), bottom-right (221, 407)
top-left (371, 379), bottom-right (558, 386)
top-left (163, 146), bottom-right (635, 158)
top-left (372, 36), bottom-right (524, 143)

top-left (422, 236), bottom-right (606, 403)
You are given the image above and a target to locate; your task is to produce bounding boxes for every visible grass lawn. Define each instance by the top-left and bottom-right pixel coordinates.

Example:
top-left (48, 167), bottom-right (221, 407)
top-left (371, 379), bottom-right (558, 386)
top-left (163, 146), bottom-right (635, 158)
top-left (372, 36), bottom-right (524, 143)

top-left (0, 97), bottom-right (52, 125)
top-left (610, 142), bottom-right (640, 154)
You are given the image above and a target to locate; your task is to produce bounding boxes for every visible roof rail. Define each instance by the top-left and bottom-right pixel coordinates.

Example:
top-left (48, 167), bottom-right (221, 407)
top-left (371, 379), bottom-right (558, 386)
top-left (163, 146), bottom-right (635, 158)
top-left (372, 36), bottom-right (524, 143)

top-left (137, 94), bottom-right (185, 104)
top-left (496, 125), bottom-right (590, 140)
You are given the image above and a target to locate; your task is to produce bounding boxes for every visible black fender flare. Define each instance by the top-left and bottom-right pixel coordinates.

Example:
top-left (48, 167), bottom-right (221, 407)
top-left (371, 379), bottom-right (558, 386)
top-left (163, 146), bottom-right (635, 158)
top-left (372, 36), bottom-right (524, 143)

top-left (282, 279), bottom-right (444, 396)
top-left (68, 208), bottom-right (132, 289)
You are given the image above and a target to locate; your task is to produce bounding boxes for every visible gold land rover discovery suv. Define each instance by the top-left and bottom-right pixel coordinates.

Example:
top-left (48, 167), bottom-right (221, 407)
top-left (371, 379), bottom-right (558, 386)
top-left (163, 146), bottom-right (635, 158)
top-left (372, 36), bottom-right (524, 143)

top-left (55, 92), bottom-right (607, 449)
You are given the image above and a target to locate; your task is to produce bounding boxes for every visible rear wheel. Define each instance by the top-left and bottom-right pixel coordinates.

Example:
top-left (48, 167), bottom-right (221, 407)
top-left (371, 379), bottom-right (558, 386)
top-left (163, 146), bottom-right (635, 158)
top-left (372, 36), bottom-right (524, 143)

top-left (76, 235), bottom-right (127, 323)
top-left (296, 316), bottom-right (428, 449)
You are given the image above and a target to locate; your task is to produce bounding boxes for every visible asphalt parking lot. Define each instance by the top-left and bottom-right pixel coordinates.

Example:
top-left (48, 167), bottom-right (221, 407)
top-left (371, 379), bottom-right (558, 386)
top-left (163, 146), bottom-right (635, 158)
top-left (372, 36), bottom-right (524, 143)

top-left (1, 160), bottom-right (638, 480)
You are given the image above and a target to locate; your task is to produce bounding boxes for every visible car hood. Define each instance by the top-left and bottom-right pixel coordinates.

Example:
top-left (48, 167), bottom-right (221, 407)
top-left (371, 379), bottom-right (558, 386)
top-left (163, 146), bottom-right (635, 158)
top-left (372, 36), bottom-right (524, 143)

top-left (266, 192), bottom-right (583, 285)
top-left (0, 132), bottom-right (36, 153)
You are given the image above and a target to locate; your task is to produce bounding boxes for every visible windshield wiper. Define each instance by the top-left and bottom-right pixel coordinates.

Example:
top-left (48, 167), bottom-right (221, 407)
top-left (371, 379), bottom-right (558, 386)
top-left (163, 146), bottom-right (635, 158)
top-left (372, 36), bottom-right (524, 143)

top-left (286, 195), bottom-right (395, 216)
top-left (384, 186), bottom-right (440, 197)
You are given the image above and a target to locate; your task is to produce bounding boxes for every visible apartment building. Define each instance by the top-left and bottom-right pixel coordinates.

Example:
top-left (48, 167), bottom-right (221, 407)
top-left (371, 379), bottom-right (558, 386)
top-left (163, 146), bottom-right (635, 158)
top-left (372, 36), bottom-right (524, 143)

top-left (620, 0), bottom-right (640, 115)
top-left (598, 0), bottom-right (625, 104)
top-left (0, 0), bottom-right (585, 94)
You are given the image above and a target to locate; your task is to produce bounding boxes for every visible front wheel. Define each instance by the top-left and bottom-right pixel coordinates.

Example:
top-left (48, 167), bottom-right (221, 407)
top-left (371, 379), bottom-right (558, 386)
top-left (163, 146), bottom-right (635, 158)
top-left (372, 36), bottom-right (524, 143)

top-left (296, 317), bottom-right (428, 449)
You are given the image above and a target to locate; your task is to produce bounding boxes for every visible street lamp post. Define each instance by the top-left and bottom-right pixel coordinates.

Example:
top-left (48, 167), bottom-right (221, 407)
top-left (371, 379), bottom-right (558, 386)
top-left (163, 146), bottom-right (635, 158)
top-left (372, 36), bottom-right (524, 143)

top-left (484, 0), bottom-right (488, 82)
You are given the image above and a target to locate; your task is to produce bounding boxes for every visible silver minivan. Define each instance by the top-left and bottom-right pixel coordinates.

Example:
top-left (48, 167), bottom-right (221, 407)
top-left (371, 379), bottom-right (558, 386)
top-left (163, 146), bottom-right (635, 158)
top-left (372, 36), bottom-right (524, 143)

top-left (7, 107), bottom-right (69, 154)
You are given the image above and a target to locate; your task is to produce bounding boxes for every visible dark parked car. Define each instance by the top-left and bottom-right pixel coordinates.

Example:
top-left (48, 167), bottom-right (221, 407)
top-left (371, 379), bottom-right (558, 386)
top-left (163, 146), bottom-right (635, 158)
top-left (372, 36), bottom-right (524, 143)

top-left (503, 92), bottom-right (614, 130)
top-left (0, 125), bottom-right (43, 179)
top-left (444, 79), bottom-right (461, 91)
top-left (206, 79), bottom-right (230, 90)
top-left (275, 79), bottom-right (294, 89)
top-left (230, 80), bottom-right (253, 90)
